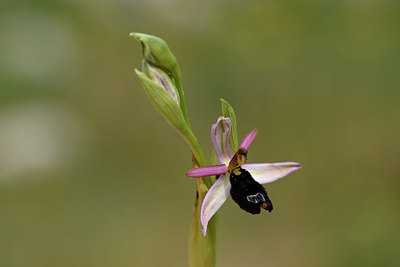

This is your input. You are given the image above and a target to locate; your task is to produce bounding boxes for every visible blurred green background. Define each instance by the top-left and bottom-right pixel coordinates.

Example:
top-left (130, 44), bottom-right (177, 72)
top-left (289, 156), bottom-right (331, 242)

top-left (1, 0), bottom-right (399, 266)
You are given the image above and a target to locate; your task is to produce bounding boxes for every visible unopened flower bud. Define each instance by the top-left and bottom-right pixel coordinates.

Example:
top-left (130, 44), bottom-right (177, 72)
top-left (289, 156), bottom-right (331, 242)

top-left (131, 33), bottom-right (181, 82)
top-left (142, 61), bottom-right (180, 105)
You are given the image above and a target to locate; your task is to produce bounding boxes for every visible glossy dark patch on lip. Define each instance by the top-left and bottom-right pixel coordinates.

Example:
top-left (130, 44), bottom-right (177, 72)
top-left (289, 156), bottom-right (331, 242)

top-left (229, 167), bottom-right (273, 214)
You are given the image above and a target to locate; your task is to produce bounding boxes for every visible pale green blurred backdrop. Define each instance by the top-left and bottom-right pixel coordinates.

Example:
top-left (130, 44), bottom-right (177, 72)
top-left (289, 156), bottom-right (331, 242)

top-left (1, 0), bottom-right (399, 266)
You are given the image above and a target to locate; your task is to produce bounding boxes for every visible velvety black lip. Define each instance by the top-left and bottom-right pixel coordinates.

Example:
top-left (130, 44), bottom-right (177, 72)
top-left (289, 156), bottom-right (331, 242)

top-left (229, 167), bottom-right (273, 214)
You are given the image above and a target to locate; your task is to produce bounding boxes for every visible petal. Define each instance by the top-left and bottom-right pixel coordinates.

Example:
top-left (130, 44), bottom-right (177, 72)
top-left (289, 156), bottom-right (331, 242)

top-left (185, 164), bottom-right (227, 178)
top-left (242, 162), bottom-right (302, 184)
top-left (239, 128), bottom-right (258, 150)
top-left (201, 174), bottom-right (231, 236)
top-left (211, 117), bottom-right (233, 165)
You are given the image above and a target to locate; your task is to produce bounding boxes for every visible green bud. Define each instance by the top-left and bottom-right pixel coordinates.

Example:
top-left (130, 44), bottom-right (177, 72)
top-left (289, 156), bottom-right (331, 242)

top-left (131, 32), bottom-right (191, 127)
top-left (221, 99), bottom-right (238, 151)
top-left (136, 69), bottom-right (186, 131)
top-left (131, 33), bottom-right (181, 83)
top-left (142, 61), bottom-right (180, 105)
top-left (136, 69), bottom-right (203, 168)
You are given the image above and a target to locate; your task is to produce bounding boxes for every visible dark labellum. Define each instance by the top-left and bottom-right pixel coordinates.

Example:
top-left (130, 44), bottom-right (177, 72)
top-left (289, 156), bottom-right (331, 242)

top-left (229, 167), bottom-right (273, 214)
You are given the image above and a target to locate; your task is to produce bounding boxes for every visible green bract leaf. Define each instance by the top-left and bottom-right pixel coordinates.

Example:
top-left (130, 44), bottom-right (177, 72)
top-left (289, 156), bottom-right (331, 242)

top-left (136, 69), bottom-right (208, 171)
top-left (136, 69), bottom-right (187, 132)
top-left (142, 61), bottom-right (180, 105)
top-left (220, 99), bottom-right (238, 151)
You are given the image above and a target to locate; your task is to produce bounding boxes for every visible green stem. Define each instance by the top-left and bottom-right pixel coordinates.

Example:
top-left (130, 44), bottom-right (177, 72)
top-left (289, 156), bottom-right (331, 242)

top-left (175, 78), bottom-right (192, 130)
top-left (182, 121), bottom-right (217, 267)
top-left (173, 73), bottom-right (217, 267)
top-left (184, 130), bottom-right (211, 188)
top-left (189, 178), bottom-right (217, 267)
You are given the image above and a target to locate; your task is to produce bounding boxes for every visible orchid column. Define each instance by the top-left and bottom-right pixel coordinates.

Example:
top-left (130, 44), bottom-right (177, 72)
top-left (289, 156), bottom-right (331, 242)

top-left (131, 33), bottom-right (216, 267)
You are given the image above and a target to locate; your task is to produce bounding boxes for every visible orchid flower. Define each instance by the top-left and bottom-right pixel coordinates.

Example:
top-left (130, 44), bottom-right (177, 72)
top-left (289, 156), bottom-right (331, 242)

top-left (186, 117), bottom-right (302, 236)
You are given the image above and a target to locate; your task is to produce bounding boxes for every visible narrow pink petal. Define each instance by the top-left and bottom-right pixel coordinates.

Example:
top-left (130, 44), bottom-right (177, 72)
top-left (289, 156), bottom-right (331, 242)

top-left (242, 162), bottom-right (302, 184)
top-left (211, 117), bottom-right (233, 165)
top-left (239, 128), bottom-right (258, 150)
top-left (185, 164), bottom-right (227, 178)
top-left (200, 174), bottom-right (231, 236)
